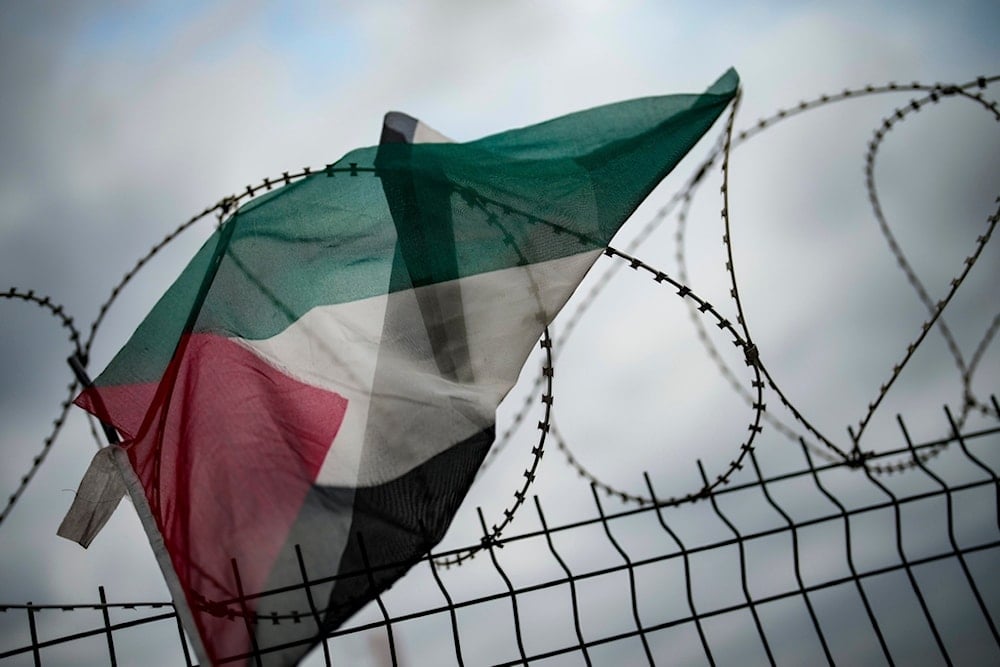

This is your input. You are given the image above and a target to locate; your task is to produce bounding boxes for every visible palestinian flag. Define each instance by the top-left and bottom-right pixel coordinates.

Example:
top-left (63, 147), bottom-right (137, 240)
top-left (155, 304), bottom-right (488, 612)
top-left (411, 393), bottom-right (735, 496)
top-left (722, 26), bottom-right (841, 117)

top-left (65, 69), bottom-right (738, 665)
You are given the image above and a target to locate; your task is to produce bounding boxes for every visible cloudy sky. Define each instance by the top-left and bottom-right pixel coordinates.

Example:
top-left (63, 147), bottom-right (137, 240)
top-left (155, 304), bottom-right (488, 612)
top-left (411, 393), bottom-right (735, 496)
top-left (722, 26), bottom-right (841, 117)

top-left (1, 1), bottom-right (998, 665)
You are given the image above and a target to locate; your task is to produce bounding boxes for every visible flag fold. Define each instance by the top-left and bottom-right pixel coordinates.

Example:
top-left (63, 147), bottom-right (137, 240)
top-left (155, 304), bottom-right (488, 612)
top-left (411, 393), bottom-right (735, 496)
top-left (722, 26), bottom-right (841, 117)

top-left (69, 68), bottom-right (738, 666)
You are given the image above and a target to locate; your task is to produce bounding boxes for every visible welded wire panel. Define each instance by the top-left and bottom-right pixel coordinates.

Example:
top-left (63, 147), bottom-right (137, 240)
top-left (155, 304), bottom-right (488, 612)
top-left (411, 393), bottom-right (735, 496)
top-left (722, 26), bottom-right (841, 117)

top-left (2, 413), bottom-right (997, 665)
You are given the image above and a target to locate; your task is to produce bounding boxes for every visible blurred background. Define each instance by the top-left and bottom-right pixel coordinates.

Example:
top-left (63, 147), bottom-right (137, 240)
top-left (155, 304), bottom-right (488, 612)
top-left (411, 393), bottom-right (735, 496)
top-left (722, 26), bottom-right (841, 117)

top-left (1, 1), bottom-right (998, 664)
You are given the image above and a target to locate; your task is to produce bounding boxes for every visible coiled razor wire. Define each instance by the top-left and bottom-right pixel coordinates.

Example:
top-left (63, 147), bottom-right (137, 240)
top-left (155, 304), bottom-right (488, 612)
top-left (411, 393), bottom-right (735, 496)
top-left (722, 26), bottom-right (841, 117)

top-left (1, 76), bottom-right (997, 579)
top-left (0, 289), bottom-right (83, 525)
top-left (485, 74), bottom-right (1000, 506)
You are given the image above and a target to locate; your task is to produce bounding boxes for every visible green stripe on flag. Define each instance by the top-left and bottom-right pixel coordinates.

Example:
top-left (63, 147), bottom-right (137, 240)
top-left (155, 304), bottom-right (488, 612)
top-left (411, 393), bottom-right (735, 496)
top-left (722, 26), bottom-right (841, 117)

top-left (94, 69), bottom-right (737, 388)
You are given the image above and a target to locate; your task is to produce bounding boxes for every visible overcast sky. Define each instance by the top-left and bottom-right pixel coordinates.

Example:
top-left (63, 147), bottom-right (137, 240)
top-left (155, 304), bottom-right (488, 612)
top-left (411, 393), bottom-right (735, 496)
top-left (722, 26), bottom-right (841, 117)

top-left (1, 2), bottom-right (998, 665)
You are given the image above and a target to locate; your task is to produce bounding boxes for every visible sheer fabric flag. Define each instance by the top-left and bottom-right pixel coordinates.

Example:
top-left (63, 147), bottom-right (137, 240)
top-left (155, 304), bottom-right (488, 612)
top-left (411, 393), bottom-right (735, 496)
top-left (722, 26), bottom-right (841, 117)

top-left (68, 69), bottom-right (738, 665)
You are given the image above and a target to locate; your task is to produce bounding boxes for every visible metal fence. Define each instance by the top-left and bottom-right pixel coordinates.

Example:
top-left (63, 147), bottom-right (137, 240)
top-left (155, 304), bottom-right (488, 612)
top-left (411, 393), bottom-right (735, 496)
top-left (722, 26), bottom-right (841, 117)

top-left (1, 405), bottom-right (998, 665)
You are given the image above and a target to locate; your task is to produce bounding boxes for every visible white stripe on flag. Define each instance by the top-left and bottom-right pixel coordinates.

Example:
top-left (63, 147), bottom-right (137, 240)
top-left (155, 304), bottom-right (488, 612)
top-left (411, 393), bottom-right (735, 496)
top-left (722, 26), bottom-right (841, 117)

top-left (240, 248), bottom-right (601, 487)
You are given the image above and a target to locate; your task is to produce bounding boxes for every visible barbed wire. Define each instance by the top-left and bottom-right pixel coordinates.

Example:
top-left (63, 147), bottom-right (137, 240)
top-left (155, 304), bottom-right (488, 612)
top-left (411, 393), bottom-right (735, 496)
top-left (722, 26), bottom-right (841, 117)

top-left (0, 289), bottom-right (82, 525)
top-left (853, 86), bottom-right (1000, 470)
top-left (538, 75), bottom-right (999, 501)
top-left (730, 78), bottom-right (1000, 468)
top-left (0, 75), bottom-right (996, 595)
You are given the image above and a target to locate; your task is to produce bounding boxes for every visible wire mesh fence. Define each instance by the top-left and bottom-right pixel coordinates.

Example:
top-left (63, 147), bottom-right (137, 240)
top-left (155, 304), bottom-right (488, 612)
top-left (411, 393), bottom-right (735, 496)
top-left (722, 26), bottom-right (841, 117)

top-left (2, 404), bottom-right (998, 665)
